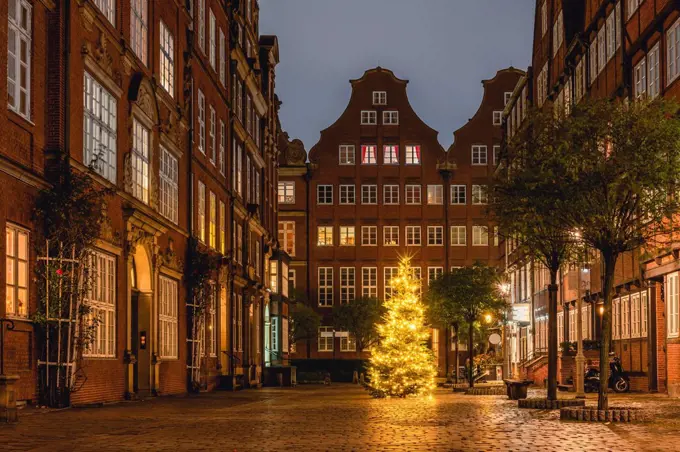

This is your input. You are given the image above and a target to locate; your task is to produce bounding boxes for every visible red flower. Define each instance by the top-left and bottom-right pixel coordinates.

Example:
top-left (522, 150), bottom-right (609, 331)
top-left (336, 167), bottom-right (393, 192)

top-left (56, 269), bottom-right (64, 276)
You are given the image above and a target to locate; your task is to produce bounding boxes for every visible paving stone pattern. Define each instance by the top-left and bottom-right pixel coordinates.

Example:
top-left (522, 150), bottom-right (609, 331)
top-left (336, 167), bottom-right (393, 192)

top-left (3, 386), bottom-right (680, 451)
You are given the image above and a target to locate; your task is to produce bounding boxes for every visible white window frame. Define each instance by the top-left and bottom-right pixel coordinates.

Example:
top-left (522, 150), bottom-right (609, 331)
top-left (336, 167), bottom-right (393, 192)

top-left (209, 106), bottom-right (216, 164)
top-left (84, 251), bottom-right (116, 358)
top-left (83, 72), bottom-right (117, 183)
top-left (553, 10), bottom-right (564, 57)
top-left (383, 226), bottom-right (399, 246)
top-left (131, 119), bottom-right (150, 204)
top-left (209, 9), bottom-right (216, 68)
top-left (278, 221), bottom-right (295, 256)
top-left (427, 226), bottom-right (443, 246)
top-left (339, 185), bottom-right (356, 205)
top-left (158, 275), bottom-right (179, 359)
top-left (406, 226), bottom-right (421, 246)
top-left (405, 185), bottom-right (421, 205)
top-left (383, 145), bottom-right (399, 164)
top-left (361, 110), bottom-right (377, 125)
top-left (428, 267), bottom-right (443, 286)
top-left (451, 225), bottom-right (466, 246)
top-left (493, 145), bottom-right (500, 166)
top-left (219, 120), bottom-right (226, 175)
top-left (339, 226), bottom-right (356, 246)
top-left (384, 185), bottom-right (399, 205)
top-left (317, 185), bottom-right (333, 205)
top-left (472, 226), bottom-right (489, 246)
top-left (219, 29), bottom-right (226, 85)
top-left (318, 268), bottom-right (333, 307)
top-left (451, 185), bottom-right (466, 205)
top-left (492, 111), bottom-right (503, 126)
top-left (209, 191), bottom-right (216, 249)
top-left (384, 267), bottom-right (398, 300)
top-left (472, 145), bottom-right (488, 165)
top-left (405, 145), bottom-right (421, 165)
top-left (472, 185), bottom-right (488, 205)
top-left (219, 201), bottom-right (226, 254)
top-left (383, 111), bottom-right (399, 125)
top-left (197, 180), bottom-right (206, 243)
top-left (361, 145), bottom-right (377, 165)
top-left (92, 0), bottom-right (115, 25)
top-left (427, 185), bottom-right (443, 205)
top-left (339, 145), bottom-right (355, 165)
top-left (667, 272), bottom-right (679, 338)
top-left (5, 223), bottom-right (29, 317)
top-left (631, 293), bottom-right (641, 338)
top-left (648, 43), bottom-right (661, 99)
top-left (130, 0), bottom-right (148, 65)
top-left (159, 20), bottom-right (175, 97)
top-left (362, 267), bottom-right (378, 298)
top-left (278, 181), bottom-right (295, 204)
top-left (361, 185), bottom-right (377, 204)
top-left (627, 0), bottom-right (641, 19)
top-left (317, 226), bottom-right (333, 247)
top-left (361, 226), bottom-right (377, 246)
top-left (7, 0), bottom-right (32, 119)
top-left (340, 267), bottom-right (355, 304)
top-left (197, 0), bottom-right (205, 51)
top-left (318, 326), bottom-right (334, 351)
top-left (159, 146), bottom-right (179, 224)
top-left (372, 91), bottom-right (387, 105)
top-left (641, 290), bottom-right (649, 337)
top-left (198, 90), bottom-right (206, 154)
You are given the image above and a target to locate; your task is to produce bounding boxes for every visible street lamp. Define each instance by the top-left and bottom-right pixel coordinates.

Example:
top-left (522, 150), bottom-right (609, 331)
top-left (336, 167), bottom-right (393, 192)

top-left (484, 313), bottom-right (493, 324)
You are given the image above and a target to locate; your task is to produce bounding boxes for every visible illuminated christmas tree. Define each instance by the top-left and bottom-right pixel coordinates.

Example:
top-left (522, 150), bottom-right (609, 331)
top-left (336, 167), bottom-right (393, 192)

top-left (367, 256), bottom-right (437, 398)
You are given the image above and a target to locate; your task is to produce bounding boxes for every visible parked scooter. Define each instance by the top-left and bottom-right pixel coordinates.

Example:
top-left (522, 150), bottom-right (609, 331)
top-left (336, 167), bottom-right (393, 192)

top-left (583, 354), bottom-right (630, 393)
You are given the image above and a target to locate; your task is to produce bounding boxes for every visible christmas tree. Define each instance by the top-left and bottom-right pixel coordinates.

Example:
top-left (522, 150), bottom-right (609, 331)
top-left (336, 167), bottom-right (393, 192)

top-left (367, 256), bottom-right (437, 398)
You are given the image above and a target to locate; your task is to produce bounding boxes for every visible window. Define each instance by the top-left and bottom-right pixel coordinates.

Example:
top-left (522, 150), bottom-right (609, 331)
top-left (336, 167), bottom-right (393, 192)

top-left (340, 185), bottom-right (356, 205)
top-left (634, 57), bottom-right (647, 100)
top-left (278, 221), bottom-right (295, 256)
top-left (278, 181), bottom-right (295, 204)
top-left (492, 111), bottom-right (503, 126)
top-left (362, 267), bottom-right (377, 298)
top-left (537, 63), bottom-right (548, 106)
top-left (209, 10), bottom-right (216, 68)
top-left (93, 0), bottom-right (115, 24)
top-left (197, 0), bottom-right (205, 51)
top-left (158, 276), bottom-right (178, 359)
top-left (317, 226), bottom-right (333, 247)
top-left (219, 29), bottom-right (226, 85)
top-left (234, 223), bottom-right (243, 264)
top-left (318, 326), bottom-right (334, 351)
top-left (160, 147), bottom-right (179, 224)
top-left (197, 181), bottom-right (206, 243)
top-left (317, 185), bottom-right (333, 204)
top-left (597, 26), bottom-right (606, 75)
top-left (131, 119), bottom-right (150, 204)
top-left (472, 185), bottom-right (487, 205)
top-left (159, 21), bottom-right (174, 96)
top-left (427, 226), bottom-right (443, 246)
top-left (7, 0), bottom-right (31, 119)
top-left (412, 267), bottom-right (422, 295)
top-left (219, 120), bottom-right (226, 175)
top-left (472, 145), bottom-right (487, 165)
top-left (589, 37), bottom-right (598, 85)
top-left (427, 185), bottom-right (443, 205)
top-left (504, 91), bottom-right (513, 106)
top-left (373, 91), bottom-right (387, 105)
top-left (83, 72), bottom-right (117, 182)
top-left (406, 226), bottom-right (421, 246)
top-left (233, 293), bottom-right (243, 351)
top-left (451, 185), bottom-right (466, 205)
top-left (233, 142), bottom-right (243, 195)
top-left (405, 145), bottom-right (421, 165)
top-left (641, 291), bottom-right (649, 337)
top-left (384, 267), bottom-right (398, 300)
top-left (198, 90), bottom-right (206, 154)
top-left (383, 111), bottom-right (399, 125)
top-left (628, 0), bottom-right (641, 18)
top-left (361, 185), bottom-right (377, 204)
top-left (361, 111), bottom-right (377, 125)
top-left (383, 145), bottom-right (399, 164)
top-left (209, 192), bottom-right (216, 249)
top-left (219, 201), bottom-right (226, 254)
top-left (493, 226), bottom-right (499, 247)
top-left (428, 267), bottom-right (443, 286)
top-left (383, 226), bottom-right (399, 246)
top-left (405, 185), bottom-right (421, 205)
top-left (648, 44), bottom-right (660, 99)
top-left (5, 224), bottom-right (29, 317)
top-left (208, 287), bottom-right (217, 355)
top-left (667, 272), bottom-right (679, 337)
top-left (493, 145), bottom-right (500, 166)
top-left (340, 267), bottom-right (355, 304)
top-left (613, 297), bottom-right (621, 339)
top-left (553, 10), bottom-right (564, 56)
top-left (472, 226), bottom-right (489, 246)
top-left (557, 312), bottom-right (564, 344)
top-left (384, 185), bottom-right (399, 204)
top-left (361, 145), bottom-right (377, 164)
top-left (339, 145), bottom-right (355, 165)
top-left (209, 106), bottom-right (216, 164)
top-left (84, 251), bottom-right (116, 357)
top-left (451, 225), bottom-right (466, 246)
top-left (130, 0), bottom-right (148, 64)
top-left (575, 59), bottom-right (585, 102)
top-left (361, 226), bottom-right (377, 246)
top-left (339, 226), bottom-right (355, 246)
top-left (318, 268), bottom-right (333, 307)
top-left (631, 293), bottom-right (641, 338)
top-left (541, 1), bottom-right (547, 36)
top-left (339, 331), bottom-right (356, 352)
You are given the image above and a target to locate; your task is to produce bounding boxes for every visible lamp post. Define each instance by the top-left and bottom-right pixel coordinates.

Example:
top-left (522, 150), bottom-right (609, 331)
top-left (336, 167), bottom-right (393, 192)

top-left (575, 268), bottom-right (586, 399)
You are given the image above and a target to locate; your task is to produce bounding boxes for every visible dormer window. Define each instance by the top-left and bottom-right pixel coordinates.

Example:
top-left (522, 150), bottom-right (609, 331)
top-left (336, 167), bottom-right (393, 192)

top-left (361, 110), bottom-right (377, 125)
top-left (383, 111), bottom-right (399, 125)
top-left (373, 91), bottom-right (387, 105)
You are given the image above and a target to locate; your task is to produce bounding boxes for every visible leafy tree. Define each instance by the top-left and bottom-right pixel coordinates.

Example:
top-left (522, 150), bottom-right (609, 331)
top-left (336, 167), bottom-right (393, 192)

top-left (491, 107), bottom-right (577, 400)
top-left (564, 98), bottom-right (680, 409)
top-left (289, 303), bottom-right (321, 359)
top-left (332, 296), bottom-right (385, 355)
top-left (427, 264), bottom-right (508, 388)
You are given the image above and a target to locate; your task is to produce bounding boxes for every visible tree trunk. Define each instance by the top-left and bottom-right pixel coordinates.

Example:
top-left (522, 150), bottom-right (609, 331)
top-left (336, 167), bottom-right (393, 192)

top-left (445, 326), bottom-right (451, 382)
top-left (598, 251), bottom-right (618, 411)
top-left (454, 323), bottom-right (460, 387)
top-left (547, 268), bottom-right (559, 401)
top-left (468, 320), bottom-right (475, 388)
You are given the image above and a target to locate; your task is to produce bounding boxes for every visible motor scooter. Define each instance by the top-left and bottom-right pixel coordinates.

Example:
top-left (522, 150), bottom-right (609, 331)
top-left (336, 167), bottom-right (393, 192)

top-left (583, 354), bottom-right (630, 393)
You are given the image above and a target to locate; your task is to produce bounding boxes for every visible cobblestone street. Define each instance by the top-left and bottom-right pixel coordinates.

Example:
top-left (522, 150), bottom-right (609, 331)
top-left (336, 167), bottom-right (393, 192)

top-left (3, 385), bottom-right (680, 451)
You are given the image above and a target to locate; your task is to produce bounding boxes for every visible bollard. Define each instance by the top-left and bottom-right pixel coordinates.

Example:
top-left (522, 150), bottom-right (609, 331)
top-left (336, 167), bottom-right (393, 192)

top-left (352, 370), bottom-right (359, 384)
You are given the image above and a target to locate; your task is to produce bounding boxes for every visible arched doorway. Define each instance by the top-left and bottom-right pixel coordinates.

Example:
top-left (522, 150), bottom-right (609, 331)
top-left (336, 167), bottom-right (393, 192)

top-left (131, 244), bottom-right (153, 397)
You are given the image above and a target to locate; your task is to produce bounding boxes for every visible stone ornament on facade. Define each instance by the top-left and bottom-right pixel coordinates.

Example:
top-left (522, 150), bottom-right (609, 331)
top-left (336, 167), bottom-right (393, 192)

top-left (160, 238), bottom-right (184, 273)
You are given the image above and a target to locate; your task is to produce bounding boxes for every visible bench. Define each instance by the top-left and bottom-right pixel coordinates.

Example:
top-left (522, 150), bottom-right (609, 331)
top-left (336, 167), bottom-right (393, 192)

top-left (503, 379), bottom-right (533, 400)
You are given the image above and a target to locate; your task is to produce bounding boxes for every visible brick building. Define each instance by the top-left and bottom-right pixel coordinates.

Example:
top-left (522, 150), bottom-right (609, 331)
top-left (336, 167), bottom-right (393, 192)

top-left (0, 0), bottom-right (285, 406)
top-left (503, 0), bottom-right (680, 395)
top-left (278, 67), bottom-right (522, 378)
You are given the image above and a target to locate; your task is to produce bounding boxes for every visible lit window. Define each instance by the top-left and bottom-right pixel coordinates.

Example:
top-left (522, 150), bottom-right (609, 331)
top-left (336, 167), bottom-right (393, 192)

top-left (339, 145), bottom-right (355, 165)
top-left (83, 72), bottom-right (117, 182)
top-left (406, 226), bottom-right (421, 246)
top-left (317, 226), bottom-right (333, 246)
top-left (384, 185), bottom-right (399, 205)
top-left (492, 111), bottom-right (503, 126)
top-left (318, 326), bottom-right (334, 350)
top-left (317, 185), bottom-right (333, 205)
top-left (318, 270), bottom-right (333, 307)
top-left (340, 185), bottom-right (356, 204)
top-left (278, 181), bottom-right (295, 204)
top-left (451, 226), bottom-right (466, 246)
top-left (278, 221), bottom-right (295, 256)
top-left (130, 0), bottom-right (148, 64)
top-left (383, 111), bottom-right (399, 125)
top-left (472, 226), bottom-right (489, 246)
top-left (451, 185), bottom-right (466, 205)
top-left (339, 226), bottom-right (356, 246)
top-left (361, 110), bottom-right (377, 125)
top-left (427, 185), bottom-right (443, 205)
top-left (384, 267), bottom-right (398, 300)
top-left (131, 119), bottom-right (150, 204)
top-left (428, 267), bottom-right (444, 286)
top-left (219, 201), bottom-right (226, 254)
top-left (405, 185), bottom-right (421, 205)
top-left (197, 0), bottom-right (205, 51)
top-left (197, 181), bottom-right (206, 242)
top-left (159, 21), bottom-right (174, 96)
top-left (667, 272), bottom-right (679, 337)
top-left (362, 267), bottom-right (377, 298)
top-left (427, 226), bottom-right (443, 246)
top-left (340, 267), bottom-right (355, 304)
top-left (158, 276), bottom-right (179, 359)
top-left (361, 145), bottom-right (377, 164)
top-left (7, 0), bottom-right (31, 119)
top-left (92, 0), bottom-right (115, 25)
top-left (209, 191), bottom-right (216, 249)
top-left (361, 185), bottom-right (377, 204)
top-left (84, 251), bottom-right (116, 357)
top-left (405, 145), bottom-right (421, 165)
top-left (5, 223), bottom-right (29, 317)
top-left (372, 91), bottom-right (387, 105)
top-left (339, 331), bottom-right (356, 352)
top-left (233, 141), bottom-right (243, 195)
top-left (472, 185), bottom-right (488, 205)
top-left (361, 226), bottom-right (377, 246)
top-left (384, 145), bottom-right (399, 164)
top-left (160, 147), bottom-right (179, 224)
top-left (209, 106), bottom-right (216, 164)
top-left (383, 226), bottom-right (399, 246)
top-left (472, 145), bottom-right (487, 165)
